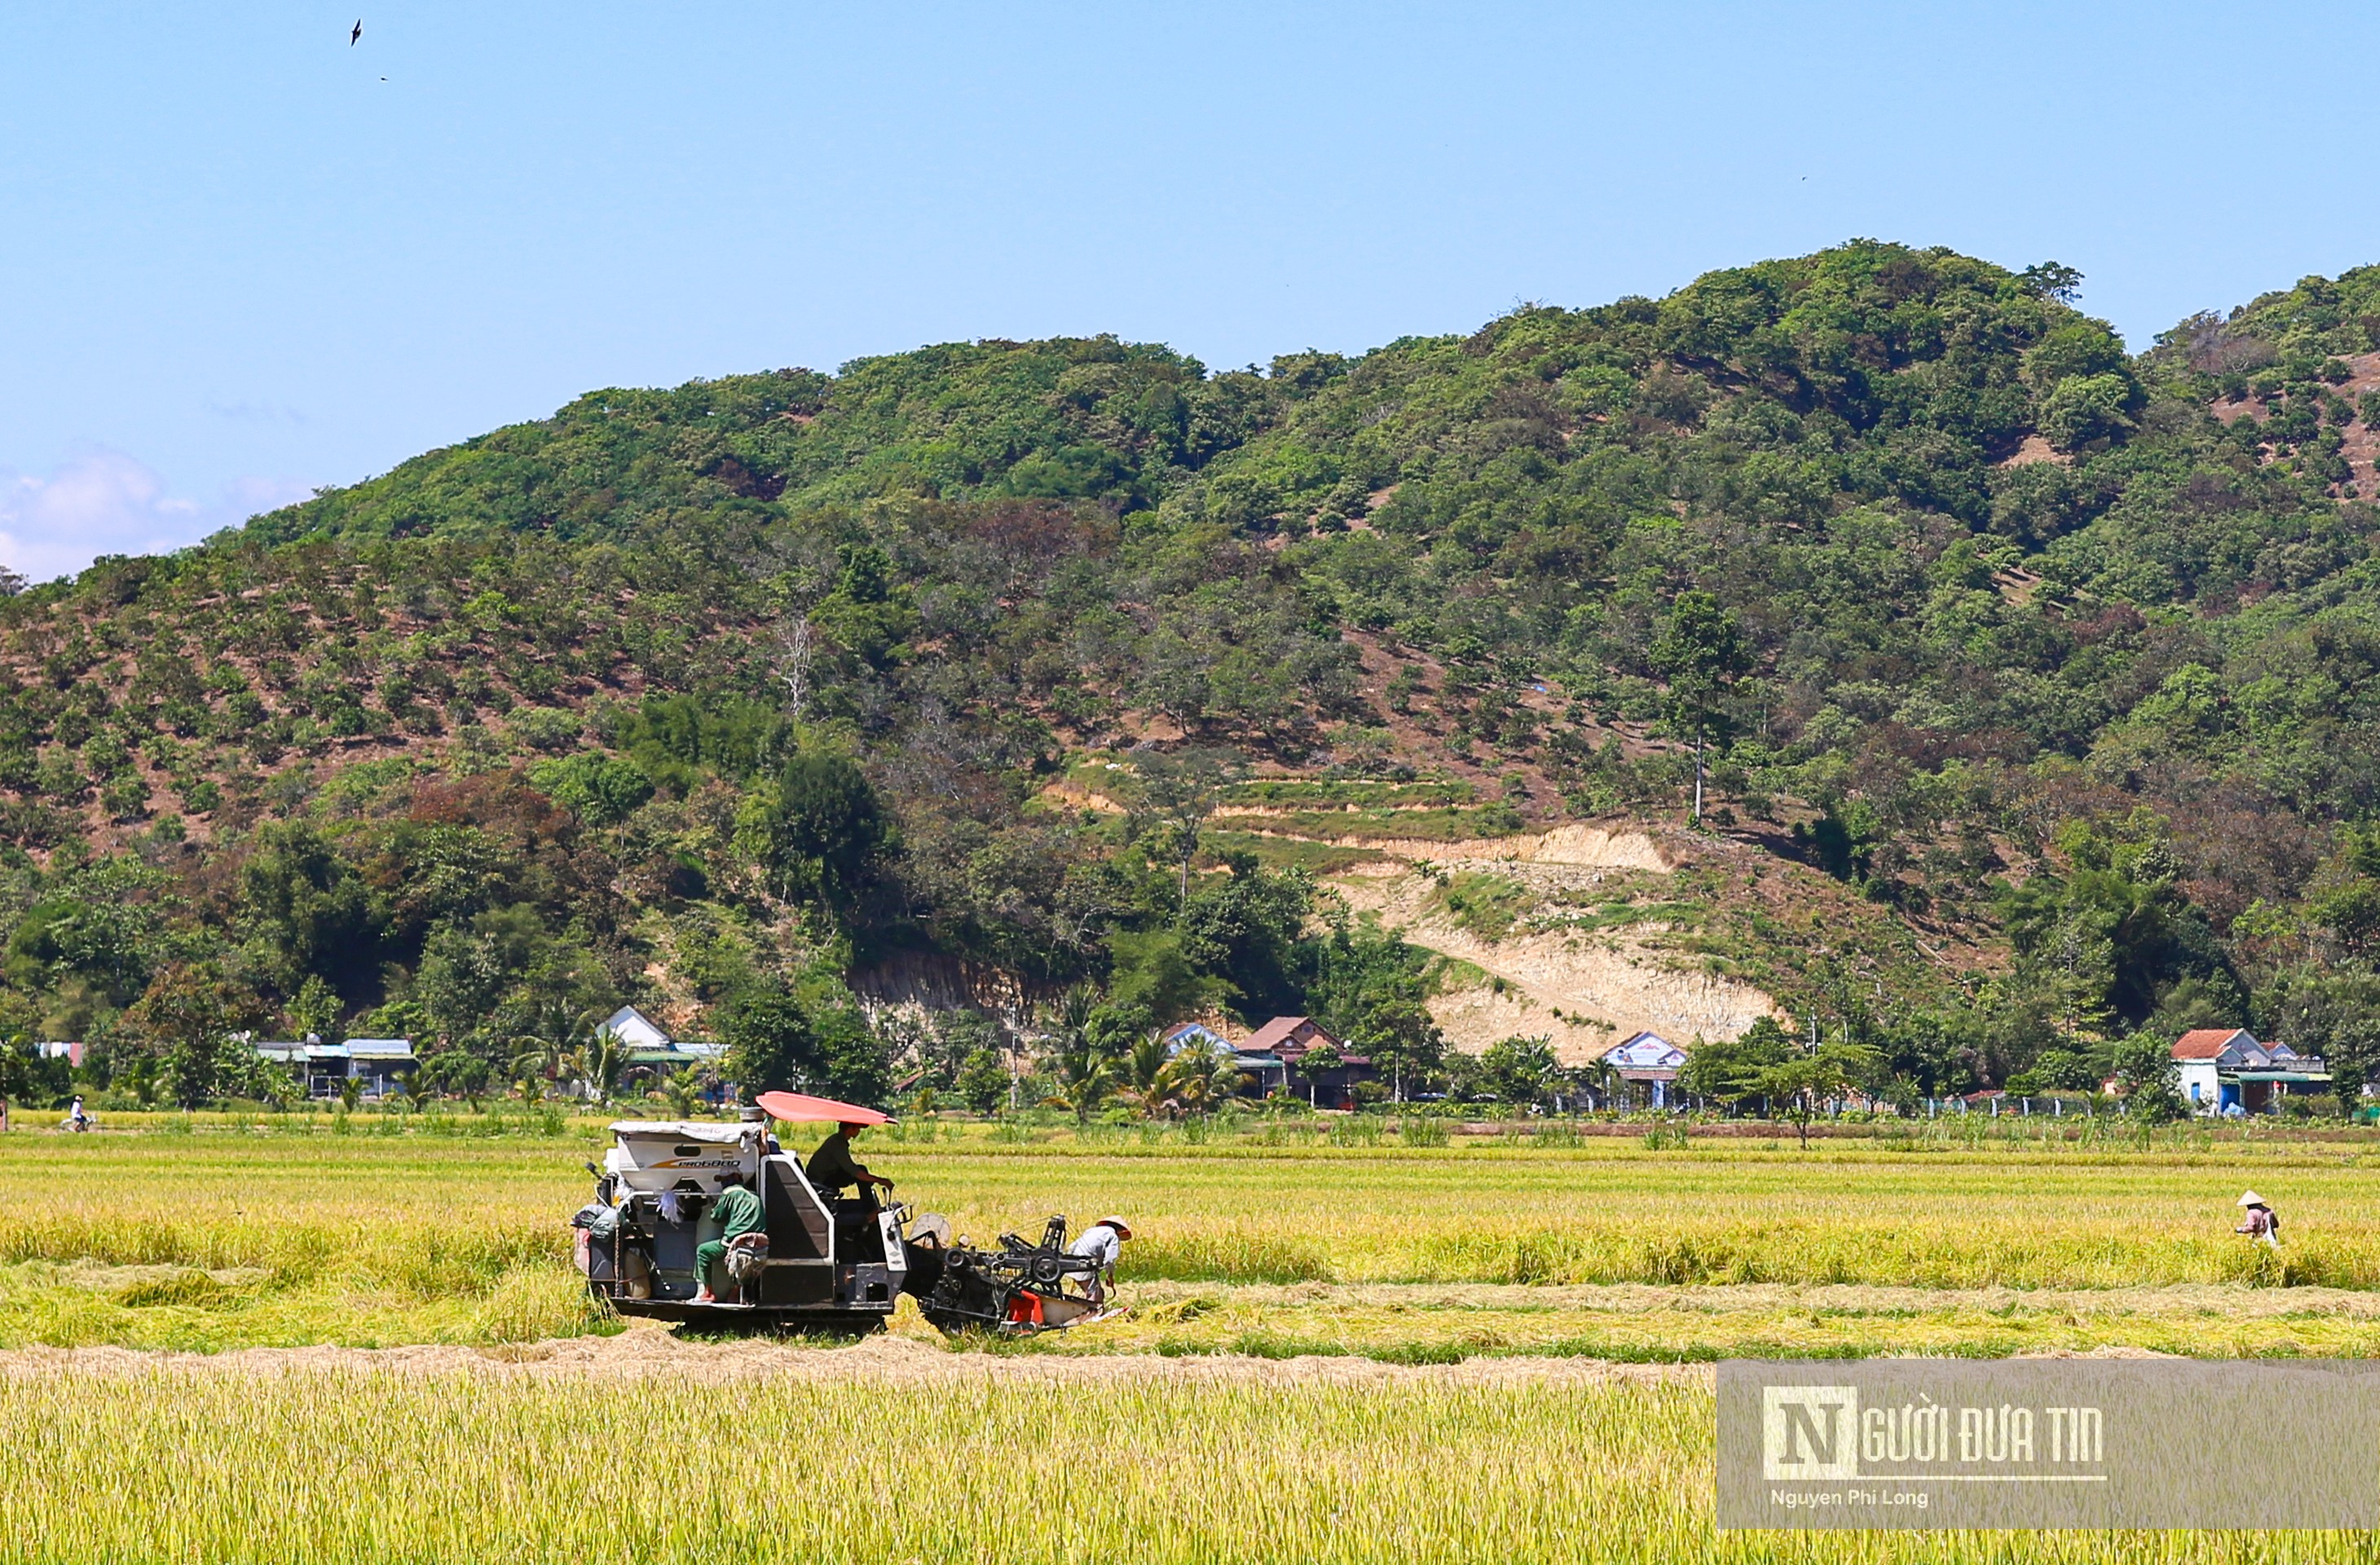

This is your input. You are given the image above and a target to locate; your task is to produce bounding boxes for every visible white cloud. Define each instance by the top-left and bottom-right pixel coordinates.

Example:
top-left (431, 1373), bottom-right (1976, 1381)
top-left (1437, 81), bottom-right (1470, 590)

top-left (0, 452), bottom-right (313, 584)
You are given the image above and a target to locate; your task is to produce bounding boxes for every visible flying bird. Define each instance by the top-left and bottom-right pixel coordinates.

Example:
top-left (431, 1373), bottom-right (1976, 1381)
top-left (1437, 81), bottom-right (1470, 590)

top-left (350, 19), bottom-right (362, 45)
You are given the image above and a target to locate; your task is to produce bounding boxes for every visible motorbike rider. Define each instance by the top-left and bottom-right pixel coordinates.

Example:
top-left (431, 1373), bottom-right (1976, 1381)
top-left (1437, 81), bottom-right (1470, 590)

top-left (67, 1095), bottom-right (90, 1133)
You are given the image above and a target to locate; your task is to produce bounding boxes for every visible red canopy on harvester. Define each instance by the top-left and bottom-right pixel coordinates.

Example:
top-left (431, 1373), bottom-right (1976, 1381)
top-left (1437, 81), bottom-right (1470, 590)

top-left (755, 1090), bottom-right (894, 1126)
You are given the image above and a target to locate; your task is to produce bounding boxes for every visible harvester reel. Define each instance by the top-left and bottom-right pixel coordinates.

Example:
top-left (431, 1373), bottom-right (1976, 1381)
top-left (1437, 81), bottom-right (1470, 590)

top-left (914, 1228), bottom-right (1106, 1336)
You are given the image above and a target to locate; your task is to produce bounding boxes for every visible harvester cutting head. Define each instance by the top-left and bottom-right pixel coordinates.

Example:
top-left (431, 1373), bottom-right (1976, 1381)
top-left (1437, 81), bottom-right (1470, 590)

top-left (910, 1214), bottom-right (1117, 1334)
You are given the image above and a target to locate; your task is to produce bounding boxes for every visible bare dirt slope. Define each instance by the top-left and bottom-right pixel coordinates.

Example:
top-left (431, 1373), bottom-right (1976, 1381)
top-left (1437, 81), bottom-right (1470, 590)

top-left (1329, 827), bottom-right (1777, 1063)
top-left (1314, 822), bottom-right (1674, 869)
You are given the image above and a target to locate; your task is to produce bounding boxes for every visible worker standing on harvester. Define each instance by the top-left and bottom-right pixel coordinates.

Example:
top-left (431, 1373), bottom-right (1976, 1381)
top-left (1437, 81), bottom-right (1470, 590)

top-left (1069, 1215), bottom-right (1131, 1307)
top-left (690, 1170), bottom-right (763, 1305)
top-left (807, 1121), bottom-right (893, 1202)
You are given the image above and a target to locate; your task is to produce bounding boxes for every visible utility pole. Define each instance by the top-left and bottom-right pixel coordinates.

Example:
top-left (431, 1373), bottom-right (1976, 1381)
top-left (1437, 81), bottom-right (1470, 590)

top-left (1693, 722), bottom-right (1704, 823)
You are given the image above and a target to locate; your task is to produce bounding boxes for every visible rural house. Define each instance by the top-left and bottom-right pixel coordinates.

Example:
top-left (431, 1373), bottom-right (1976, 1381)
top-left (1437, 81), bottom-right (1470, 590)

top-left (1243, 1016), bottom-right (1373, 1109)
top-left (1161, 1021), bottom-right (1232, 1052)
top-left (253, 1037), bottom-right (416, 1100)
top-left (1163, 1021), bottom-right (1289, 1096)
top-left (2171, 1028), bottom-right (2331, 1116)
top-left (1602, 1031), bottom-right (1687, 1110)
top-left (599, 1005), bottom-right (725, 1084)
top-left (601, 1005), bottom-right (672, 1051)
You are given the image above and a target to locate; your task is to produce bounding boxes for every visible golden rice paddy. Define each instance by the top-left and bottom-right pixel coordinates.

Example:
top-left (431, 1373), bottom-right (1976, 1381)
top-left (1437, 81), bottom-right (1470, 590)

top-left (7, 1114), bottom-right (2376, 1561)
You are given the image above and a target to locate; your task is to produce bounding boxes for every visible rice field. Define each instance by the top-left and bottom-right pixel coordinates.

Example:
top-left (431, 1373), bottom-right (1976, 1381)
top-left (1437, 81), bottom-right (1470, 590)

top-left (0, 1353), bottom-right (2366, 1565)
top-left (4, 1115), bottom-right (2379, 1353)
top-left (9, 1116), bottom-right (2380, 1561)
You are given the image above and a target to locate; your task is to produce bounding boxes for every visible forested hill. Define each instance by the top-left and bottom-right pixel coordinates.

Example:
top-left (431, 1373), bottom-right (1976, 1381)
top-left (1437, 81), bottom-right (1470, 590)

top-left (9, 240), bottom-right (2380, 1109)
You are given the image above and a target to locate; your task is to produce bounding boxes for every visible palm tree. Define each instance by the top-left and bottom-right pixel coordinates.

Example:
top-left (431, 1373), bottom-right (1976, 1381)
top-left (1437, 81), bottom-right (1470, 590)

top-left (509, 999), bottom-right (602, 1096)
top-left (1157, 1038), bottom-right (1250, 1118)
top-left (1038, 986), bottom-right (1113, 1121)
top-left (1115, 1031), bottom-right (1175, 1119)
top-left (1042, 1043), bottom-right (1117, 1120)
top-left (568, 1028), bottom-right (631, 1106)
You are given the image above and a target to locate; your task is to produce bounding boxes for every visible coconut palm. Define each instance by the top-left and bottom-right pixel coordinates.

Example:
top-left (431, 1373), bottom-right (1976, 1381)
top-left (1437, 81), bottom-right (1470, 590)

top-left (567, 1028), bottom-right (632, 1105)
top-left (1156, 1037), bottom-right (1250, 1118)
top-left (1042, 1042), bottom-right (1116, 1120)
top-left (1114, 1031), bottom-right (1175, 1119)
top-left (509, 999), bottom-right (603, 1094)
top-left (1037, 986), bottom-right (1114, 1121)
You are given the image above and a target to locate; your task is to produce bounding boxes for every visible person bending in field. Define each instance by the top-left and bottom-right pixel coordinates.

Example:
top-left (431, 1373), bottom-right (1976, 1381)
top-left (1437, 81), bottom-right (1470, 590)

top-left (1069, 1216), bottom-right (1131, 1307)
top-left (806, 1122), bottom-right (892, 1203)
top-left (690, 1170), bottom-right (763, 1305)
top-left (2236, 1190), bottom-right (2281, 1249)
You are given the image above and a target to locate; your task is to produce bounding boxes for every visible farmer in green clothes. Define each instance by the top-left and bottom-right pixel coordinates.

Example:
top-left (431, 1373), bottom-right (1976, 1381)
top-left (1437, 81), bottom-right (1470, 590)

top-left (690, 1170), bottom-right (763, 1305)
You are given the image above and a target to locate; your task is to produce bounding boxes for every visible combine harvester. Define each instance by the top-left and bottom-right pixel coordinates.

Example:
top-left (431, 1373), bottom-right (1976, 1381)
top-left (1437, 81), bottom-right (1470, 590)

top-left (571, 1089), bottom-right (1117, 1334)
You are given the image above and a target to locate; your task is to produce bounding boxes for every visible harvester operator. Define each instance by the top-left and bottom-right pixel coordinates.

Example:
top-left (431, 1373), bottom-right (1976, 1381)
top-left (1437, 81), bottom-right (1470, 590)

top-left (807, 1121), bottom-right (892, 1202)
top-left (690, 1170), bottom-right (763, 1306)
top-left (1069, 1215), bottom-right (1132, 1307)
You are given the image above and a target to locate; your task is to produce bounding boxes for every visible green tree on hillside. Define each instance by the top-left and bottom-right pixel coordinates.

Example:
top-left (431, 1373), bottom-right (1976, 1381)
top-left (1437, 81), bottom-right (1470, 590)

top-left (740, 748), bottom-right (891, 922)
top-left (719, 963), bottom-right (889, 1106)
top-left (1999, 825), bottom-right (2239, 1035)
top-left (1648, 591), bottom-right (1748, 826)
top-left (1131, 748), bottom-right (1245, 914)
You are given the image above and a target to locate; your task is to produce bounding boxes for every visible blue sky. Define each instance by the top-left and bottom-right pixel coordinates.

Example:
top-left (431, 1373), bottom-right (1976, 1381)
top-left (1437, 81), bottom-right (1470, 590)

top-left (3, 2), bottom-right (2374, 580)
